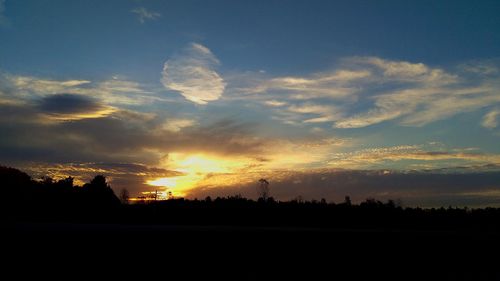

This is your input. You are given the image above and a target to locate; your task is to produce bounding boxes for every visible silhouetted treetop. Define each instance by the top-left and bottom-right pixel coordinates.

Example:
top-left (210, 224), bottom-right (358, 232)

top-left (82, 175), bottom-right (120, 206)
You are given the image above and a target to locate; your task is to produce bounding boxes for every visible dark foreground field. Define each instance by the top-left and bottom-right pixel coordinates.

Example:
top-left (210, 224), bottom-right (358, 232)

top-left (5, 221), bottom-right (500, 281)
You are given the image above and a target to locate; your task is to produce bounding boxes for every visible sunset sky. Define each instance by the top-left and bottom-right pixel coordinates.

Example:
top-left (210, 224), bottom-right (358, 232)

top-left (1, 0), bottom-right (500, 206)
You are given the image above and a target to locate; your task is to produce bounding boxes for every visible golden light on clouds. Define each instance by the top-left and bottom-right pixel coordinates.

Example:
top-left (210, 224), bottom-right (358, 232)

top-left (144, 137), bottom-right (351, 197)
top-left (146, 153), bottom-right (252, 196)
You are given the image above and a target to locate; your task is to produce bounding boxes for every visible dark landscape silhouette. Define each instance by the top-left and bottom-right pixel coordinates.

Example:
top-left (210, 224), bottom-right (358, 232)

top-left (4, 165), bottom-right (500, 230)
top-left (3, 165), bottom-right (500, 280)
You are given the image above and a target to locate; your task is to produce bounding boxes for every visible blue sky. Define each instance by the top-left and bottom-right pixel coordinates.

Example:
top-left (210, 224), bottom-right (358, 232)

top-left (3, 0), bottom-right (500, 79)
top-left (1, 0), bottom-right (500, 206)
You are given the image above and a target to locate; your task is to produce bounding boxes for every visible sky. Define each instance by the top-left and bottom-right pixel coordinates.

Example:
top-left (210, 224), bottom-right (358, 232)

top-left (1, 0), bottom-right (500, 207)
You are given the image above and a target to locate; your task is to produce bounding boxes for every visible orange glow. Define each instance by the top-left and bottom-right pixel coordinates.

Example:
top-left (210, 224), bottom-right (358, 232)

top-left (146, 153), bottom-right (250, 196)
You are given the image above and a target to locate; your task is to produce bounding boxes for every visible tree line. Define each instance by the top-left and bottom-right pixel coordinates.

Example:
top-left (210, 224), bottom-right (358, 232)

top-left (3, 165), bottom-right (500, 230)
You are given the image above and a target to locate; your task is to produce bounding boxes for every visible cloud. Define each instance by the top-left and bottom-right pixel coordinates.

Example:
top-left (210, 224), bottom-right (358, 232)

top-left (332, 58), bottom-right (500, 128)
top-left (38, 93), bottom-right (115, 121)
top-left (131, 7), bottom-right (161, 23)
top-left (161, 43), bottom-right (226, 104)
top-left (2, 73), bottom-right (158, 106)
top-left (287, 103), bottom-right (342, 123)
top-left (161, 118), bottom-right (196, 132)
top-left (482, 109), bottom-right (500, 129)
top-left (334, 108), bottom-right (404, 128)
top-left (245, 69), bottom-right (367, 100)
top-left (0, 101), bottom-right (268, 167)
top-left (459, 61), bottom-right (499, 75)
top-left (264, 100), bottom-right (287, 107)
top-left (234, 57), bottom-right (500, 129)
top-left (8, 75), bottom-right (91, 98)
top-left (327, 144), bottom-right (500, 169)
top-left (351, 56), bottom-right (458, 84)
top-left (0, 101), bottom-right (272, 195)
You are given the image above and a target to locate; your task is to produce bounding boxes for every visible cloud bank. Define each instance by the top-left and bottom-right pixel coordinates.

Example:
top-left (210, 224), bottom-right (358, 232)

top-left (188, 169), bottom-right (500, 208)
top-left (2, 50), bottom-right (500, 204)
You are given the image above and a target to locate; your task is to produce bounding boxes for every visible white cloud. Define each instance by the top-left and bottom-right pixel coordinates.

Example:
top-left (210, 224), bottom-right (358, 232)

top-left (161, 43), bottom-right (226, 105)
top-left (482, 109), bottom-right (500, 129)
top-left (327, 144), bottom-right (500, 169)
top-left (249, 69), bottom-right (368, 100)
top-left (131, 7), bottom-right (161, 24)
top-left (161, 118), bottom-right (196, 132)
top-left (264, 100), bottom-right (287, 107)
top-left (331, 59), bottom-right (500, 128)
top-left (334, 108), bottom-right (405, 128)
top-left (350, 56), bottom-right (458, 85)
top-left (10, 76), bottom-right (91, 92)
top-left (235, 56), bottom-right (500, 129)
top-left (2, 73), bottom-right (158, 106)
top-left (459, 61), bottom-right (499, 75)
top-left (287, 103), bottom-right (332, 114)
top-left (287, 103), bottom-right (342, 123)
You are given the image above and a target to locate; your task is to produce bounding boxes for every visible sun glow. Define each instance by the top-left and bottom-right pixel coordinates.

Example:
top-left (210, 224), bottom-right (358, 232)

top-left (146, 153), bottom-right (251, 196)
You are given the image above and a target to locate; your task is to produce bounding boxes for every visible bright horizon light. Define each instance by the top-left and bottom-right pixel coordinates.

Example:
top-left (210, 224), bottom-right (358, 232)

top-left (146, 153), bottom-right (252, 196)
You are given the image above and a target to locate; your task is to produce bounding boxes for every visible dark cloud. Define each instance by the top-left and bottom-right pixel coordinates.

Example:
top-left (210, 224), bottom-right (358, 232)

top-left (188, 170), bottom-right (500, 208)
top-left (0, 101), bottom-right (267, 196)
top-left (38, 93), bottom-right (104, 115)
top-left (0, 100), bottom-right (265, 165)
top-left (3, 91), bottom-right (500, 206)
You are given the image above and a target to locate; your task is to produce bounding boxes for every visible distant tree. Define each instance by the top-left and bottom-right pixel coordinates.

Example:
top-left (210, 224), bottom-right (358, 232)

top-left (40, 176), bottom-right (54, 186)
top-left (54, 177), bottom-right (74, 192)
top-left (293, 195), bottom-right (304, 203)
top-left (395, 199), bottom-right (403, 209)
top-left (344, 196), bottom-right (352, 206)
top-left (386, 199), bottom-right (396, 209)
top-left (257, 178), bottom-right (270, 201)
top-left (119, 188), bottom-right (130, 204)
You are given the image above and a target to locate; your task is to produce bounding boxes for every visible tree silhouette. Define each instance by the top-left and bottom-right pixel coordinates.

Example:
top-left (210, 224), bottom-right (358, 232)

top-left (344, 196), bottom-right (352, 206)
top-left (120, 188), bottom-right (130, 204)
top-left (82, 175), bottom-right (120, 207)
top-left (257, 178), bottom-right (270, 201)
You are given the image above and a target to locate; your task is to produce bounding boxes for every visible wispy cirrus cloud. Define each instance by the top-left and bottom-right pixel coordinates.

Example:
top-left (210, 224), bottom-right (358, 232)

top-left (327, 144), bottom-right (500, 170)
top-left (161, 43), bottom-right (226, 105)
top-left (264, 100), bottom-right (288, 107)
top-left (160, 118), bottom-right (197, 132)
top-left (482, 109), bottom-right (500, 129)
top-left (242, 69), bottom-right (368, 100)
top-left (3, 73), bottom-right (160, 106)
top-left (131, 7), bottom-right (161, 24)
top-left (236, 57), bottom-right (500, 129)
top-left (333, 58), bottom-right (499, 128)
top-left (287, 103), bottom-right (342, 123)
